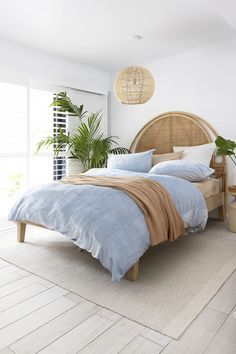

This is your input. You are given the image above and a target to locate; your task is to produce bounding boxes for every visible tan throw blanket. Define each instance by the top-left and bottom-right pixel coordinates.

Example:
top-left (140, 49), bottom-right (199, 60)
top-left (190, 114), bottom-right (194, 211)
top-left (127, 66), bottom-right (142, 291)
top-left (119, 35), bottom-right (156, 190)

top-left (60, 175), bottom-right (185, 246)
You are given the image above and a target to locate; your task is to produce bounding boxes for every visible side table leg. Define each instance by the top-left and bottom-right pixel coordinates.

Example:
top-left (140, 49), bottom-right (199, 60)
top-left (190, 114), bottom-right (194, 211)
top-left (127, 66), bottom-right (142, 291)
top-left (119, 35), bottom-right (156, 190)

top-left (228, 198), bottom-right (236, 232)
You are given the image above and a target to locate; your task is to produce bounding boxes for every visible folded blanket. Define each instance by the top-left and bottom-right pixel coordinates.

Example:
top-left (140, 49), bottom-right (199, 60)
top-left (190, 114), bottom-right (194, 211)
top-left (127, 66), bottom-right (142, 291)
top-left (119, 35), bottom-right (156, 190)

top-left (61, 175), bottom-right (185, 246)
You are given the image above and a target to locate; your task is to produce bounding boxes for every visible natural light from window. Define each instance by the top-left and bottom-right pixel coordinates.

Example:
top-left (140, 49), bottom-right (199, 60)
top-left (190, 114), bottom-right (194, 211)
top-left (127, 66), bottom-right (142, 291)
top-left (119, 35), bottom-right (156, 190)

top-left (0, 82), bottom-right (53, 229)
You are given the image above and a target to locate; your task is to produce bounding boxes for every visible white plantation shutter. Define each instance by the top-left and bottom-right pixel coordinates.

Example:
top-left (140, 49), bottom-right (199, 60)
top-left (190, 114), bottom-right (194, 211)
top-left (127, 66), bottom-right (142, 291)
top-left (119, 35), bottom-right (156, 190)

top-left (53, 93), bottom-right (67, 180)
top-left (30, 83), bottom-right (68, 181)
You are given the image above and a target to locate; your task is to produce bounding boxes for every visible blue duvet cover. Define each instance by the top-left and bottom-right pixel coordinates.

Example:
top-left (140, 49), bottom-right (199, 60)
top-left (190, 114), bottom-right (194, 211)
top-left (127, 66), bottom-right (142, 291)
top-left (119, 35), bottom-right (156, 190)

top-left (9, 168), bottom-right (207, 281)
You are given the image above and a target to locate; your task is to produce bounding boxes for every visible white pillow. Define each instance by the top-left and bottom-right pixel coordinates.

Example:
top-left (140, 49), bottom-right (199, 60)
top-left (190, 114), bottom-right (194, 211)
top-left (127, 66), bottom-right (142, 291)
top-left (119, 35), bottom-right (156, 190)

top-left (173, 143), bottom-right (215, 167)
top-left (149, 160), bottom-right (215, 182)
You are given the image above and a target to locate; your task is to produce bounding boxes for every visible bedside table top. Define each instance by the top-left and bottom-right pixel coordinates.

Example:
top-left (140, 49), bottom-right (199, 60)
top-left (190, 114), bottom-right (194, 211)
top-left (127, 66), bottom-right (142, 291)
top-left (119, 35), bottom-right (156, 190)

top-left (228, 185), bottom-right (236, 196)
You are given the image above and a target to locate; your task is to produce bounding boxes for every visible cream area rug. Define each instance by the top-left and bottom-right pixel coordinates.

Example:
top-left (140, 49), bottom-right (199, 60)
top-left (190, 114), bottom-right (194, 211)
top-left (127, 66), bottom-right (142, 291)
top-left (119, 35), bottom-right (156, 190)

top-left (0, 219), bottom-right (236, 339)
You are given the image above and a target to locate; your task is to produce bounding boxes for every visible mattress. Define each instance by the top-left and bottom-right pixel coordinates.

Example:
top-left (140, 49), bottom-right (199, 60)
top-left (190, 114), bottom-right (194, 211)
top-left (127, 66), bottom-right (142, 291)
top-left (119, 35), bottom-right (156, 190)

top-left (192, 178), bottom-right (220, 199)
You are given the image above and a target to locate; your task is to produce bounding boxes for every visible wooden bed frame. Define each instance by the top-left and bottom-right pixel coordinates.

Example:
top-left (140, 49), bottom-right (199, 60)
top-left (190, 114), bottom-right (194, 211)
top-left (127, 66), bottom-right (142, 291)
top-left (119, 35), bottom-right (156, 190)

top-left (16, 111), bottom-right (227, 281)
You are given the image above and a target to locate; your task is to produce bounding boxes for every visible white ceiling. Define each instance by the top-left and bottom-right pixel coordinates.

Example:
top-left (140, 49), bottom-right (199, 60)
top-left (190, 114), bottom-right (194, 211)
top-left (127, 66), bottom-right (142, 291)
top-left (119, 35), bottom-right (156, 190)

top-left (0, 0), bottom-right (235, 72)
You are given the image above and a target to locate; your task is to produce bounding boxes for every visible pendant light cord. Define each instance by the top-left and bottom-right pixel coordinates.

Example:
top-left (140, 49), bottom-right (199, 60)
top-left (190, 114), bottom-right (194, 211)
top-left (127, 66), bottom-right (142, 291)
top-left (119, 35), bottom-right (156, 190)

top-left (132, 41), bottom-right (136, 68)
top-left (130, 35), bottom-right (141, 68)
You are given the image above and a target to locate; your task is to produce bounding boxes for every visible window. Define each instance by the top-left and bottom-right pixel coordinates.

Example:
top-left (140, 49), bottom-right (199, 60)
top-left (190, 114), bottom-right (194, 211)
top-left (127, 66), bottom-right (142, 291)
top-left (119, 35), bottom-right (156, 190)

top-left (0, 83), bottom-right (54, 228)
top-left (0, 79), bottom-right (107, 229)
top-left (0, 82), bottom-right (27, 228)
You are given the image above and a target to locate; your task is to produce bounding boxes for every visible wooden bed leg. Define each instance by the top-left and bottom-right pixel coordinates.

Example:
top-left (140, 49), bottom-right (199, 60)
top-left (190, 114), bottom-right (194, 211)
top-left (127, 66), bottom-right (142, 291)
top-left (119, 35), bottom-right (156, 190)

top-left (219, 204), bottom-right (226, 221)
top-left (126, 261), bottom-right (139, 281)
top-left (17, 222), bottom-right (26, 242)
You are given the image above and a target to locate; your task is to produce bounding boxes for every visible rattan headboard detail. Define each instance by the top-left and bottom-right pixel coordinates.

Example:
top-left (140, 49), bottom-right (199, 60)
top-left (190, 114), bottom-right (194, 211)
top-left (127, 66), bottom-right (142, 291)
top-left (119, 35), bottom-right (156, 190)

top-left (130, 111), bottom-right (227, 192)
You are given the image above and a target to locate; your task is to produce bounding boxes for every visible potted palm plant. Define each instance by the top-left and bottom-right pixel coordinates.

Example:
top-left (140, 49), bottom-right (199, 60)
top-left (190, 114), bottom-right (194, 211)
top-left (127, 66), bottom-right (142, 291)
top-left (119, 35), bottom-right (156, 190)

top-left (37, 92), bottom-right (129, 173)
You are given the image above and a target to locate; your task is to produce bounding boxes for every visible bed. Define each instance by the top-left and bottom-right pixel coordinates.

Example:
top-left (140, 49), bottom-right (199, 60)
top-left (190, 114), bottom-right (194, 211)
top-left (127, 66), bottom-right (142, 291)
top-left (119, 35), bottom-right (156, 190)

top-left (11, 112), bottom-right (227, 281)
top-left (192, 178), bottom-right (220, 199)
top-left (130, 111), bottom-right (227, 217)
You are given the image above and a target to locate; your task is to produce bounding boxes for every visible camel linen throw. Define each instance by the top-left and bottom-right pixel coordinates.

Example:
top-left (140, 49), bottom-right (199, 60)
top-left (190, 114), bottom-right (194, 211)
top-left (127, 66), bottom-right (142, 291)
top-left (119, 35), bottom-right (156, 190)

top-left (61, 175), bottom-right (184, 246)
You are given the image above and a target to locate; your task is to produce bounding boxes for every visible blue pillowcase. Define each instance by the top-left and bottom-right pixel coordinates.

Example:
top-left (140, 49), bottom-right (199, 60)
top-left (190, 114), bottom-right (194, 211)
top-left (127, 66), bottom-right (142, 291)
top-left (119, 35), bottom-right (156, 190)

top-left (107, 150), bottom-right (155, 173)
top-left (149, 160), bottom-right (215, 182)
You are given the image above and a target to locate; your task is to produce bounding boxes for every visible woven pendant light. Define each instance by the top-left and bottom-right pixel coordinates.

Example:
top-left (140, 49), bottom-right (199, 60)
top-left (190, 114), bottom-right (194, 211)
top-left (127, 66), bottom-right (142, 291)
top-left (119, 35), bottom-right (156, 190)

top-left (114, 66), bottom-right (154, 104)
top-left (114, 36), bottom-right (155, 105)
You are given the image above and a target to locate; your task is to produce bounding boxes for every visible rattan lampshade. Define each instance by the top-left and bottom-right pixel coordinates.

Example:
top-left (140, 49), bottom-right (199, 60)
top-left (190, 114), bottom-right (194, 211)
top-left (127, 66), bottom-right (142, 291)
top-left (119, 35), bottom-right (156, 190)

top-left (114, 66), bottom-right (155, 105)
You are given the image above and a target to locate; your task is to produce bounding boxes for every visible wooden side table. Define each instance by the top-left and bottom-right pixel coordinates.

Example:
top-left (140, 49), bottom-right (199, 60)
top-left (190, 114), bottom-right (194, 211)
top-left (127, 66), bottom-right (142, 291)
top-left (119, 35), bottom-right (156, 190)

top-left (228, 185), bottom-right (236, 232)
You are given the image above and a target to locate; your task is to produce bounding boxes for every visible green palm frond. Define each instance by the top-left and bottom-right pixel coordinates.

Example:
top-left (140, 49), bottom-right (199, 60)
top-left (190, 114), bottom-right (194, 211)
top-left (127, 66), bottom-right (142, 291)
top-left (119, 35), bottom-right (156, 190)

top-left (50, 92), bottom-right (87, 120)
top-left (110, 147), bottom-right (130, 155)
top-left (70, 111), bottom-right (107, 170)
top-left (37, 92), bottom-right (129, 171)
top-left (37, 126), bottom-right (70, 157)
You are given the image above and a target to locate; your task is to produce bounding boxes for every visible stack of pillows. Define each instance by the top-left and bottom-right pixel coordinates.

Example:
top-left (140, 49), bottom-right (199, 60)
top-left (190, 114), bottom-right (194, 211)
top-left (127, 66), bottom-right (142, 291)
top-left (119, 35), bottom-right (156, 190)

top-left (107, 143), bottom-right (216, 182)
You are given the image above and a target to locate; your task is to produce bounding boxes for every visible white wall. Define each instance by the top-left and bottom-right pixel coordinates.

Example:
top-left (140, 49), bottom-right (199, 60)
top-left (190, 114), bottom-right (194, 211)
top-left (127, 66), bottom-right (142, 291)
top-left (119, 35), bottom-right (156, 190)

top-left (0, 39), bottom-right (110, 94)
top-left (109, 40), bottom-right (236, 183)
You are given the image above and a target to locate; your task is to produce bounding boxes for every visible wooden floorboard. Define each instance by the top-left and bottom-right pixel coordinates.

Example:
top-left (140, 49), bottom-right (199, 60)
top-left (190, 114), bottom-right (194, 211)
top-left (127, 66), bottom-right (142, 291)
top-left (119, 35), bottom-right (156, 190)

top-left (0, 267), bottom-right (27, 287)
top-left (0, 283), bottom-right (47, 313)
top-left (0, 259), bottom-right (10, 269)
top-left (162, 307), bottom-right (227, 354)
top-left (204, 306), bottom-right (236, 354)
top-left (79, 318), bottom-right (144, 354)
top-left (0, 275), bottom-right (42, 299)
top-left (141, 327), bottom-right (171, 347)
top-left (0, 286), bottom-right (70, 330)
top-left (0, 294), bottom-right (74, 350)
top-left (119, 335), bottom-right (163, 353)
top-left (10, 301), bottom-right (101, 354)
top-left (208, 270), bottom-right (236, 314)
top-left (39, 313), bottom-right (115, 354)
top-left (0, 348), bottom-right (14, 354)
top-left (0, 257), bottom-right (235, 354)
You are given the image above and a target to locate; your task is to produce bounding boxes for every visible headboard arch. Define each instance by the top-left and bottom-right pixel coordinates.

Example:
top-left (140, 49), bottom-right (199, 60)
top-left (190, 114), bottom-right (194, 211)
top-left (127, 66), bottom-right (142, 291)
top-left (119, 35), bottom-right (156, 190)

top-left (130, 111), bottom-right (217, 153)
top-left (130, 111), bottom-right (227, 193)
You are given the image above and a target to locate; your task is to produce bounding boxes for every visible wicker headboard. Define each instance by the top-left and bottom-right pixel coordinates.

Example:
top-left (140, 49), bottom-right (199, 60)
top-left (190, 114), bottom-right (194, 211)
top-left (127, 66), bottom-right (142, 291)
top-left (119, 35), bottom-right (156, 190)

top-left (130, 111), bottom-right (227, 192)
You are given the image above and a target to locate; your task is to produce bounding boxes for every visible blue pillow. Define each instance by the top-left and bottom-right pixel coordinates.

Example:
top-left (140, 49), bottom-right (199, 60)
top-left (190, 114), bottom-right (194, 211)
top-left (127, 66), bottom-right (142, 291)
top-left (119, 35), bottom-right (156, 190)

top-left (149, 160), bottom-right (215, 182)
top-left (107, 150), bottom-right (155, 173)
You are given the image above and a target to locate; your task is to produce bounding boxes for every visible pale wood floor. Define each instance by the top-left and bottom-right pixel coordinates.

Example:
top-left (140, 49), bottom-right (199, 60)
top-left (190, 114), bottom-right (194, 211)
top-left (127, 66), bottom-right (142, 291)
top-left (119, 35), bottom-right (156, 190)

top-left (0, 257), bottom-right (235, 353)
